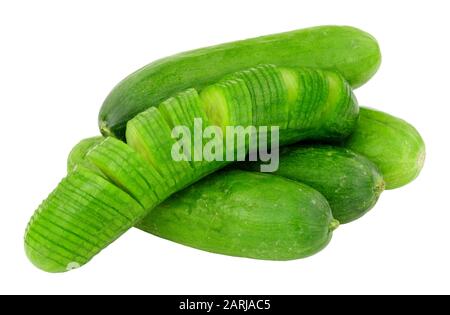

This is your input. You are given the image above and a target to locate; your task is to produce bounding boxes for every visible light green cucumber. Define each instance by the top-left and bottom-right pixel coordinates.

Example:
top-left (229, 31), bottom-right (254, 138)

top-left (67, 137), bottom-right (103, 174)
top-left (137, 170), bottom-right (338, 260)
top-left (25, 168), bottom-right (145, 273)
top-left (343, 107), bottom-right (425, 189)
top-left (99, 25), bottom-right (380, 139)
top-left (25, 65), bottom-right (357, 272)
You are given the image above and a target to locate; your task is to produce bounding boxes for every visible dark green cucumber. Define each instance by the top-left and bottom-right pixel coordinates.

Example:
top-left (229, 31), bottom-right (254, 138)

top-left (99, 25), bottom-right (380, 139)
top-left (26, 65), bottom-right (357, 272)
top-left (243, 145), bottom-right (384, 223)
top-left (137, 170), bottom-right (338, 260)
top-left (343, 107), bottom-right (425, 189)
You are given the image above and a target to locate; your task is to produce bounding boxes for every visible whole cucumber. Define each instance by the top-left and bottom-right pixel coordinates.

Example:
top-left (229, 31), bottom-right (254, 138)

top-left (242, 145), bottom-right (384, 223)
top-left (137, 170), bottom-right (338, 260)
top-left (99, 25), bottom-right (379, 139)
top-left (25, 65), bottom-right (357, 272)
top-left (343, 107), bottom-right (425, 189)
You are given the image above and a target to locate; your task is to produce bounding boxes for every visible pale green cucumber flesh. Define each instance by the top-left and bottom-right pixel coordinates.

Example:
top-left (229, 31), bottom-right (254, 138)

top-left (126, 107), bottom-right (195, 191)
top-left (25, 169), bottom-right (144, 273)
top-left (85, 137), bottom-right (162, 208)
top-left (67, 136), bottom-right (104, 175)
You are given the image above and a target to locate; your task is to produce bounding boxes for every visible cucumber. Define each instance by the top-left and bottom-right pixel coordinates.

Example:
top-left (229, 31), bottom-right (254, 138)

top-left (137, 170), bottom-right (338, 260)
top-left (159, 88), bottom-right (221, 174)
top-left (25, 65), bottom-right (357, 272)
top-left (25, 168), bottom-right (145, 273)
top-left (343, 107), bottom-right (425, 189)
top-left (126, 107), bottom-right (195, 190)
top-left (86, 137), bottom-right (168, 206)
top-left (67, 136), bottom-right (103, 174)
top-left (99, 25), bottom-right (380, 139)
top-left (70, 138), bottom-right (383, 224)
top-left (242, 145), bottom-right (384, 223)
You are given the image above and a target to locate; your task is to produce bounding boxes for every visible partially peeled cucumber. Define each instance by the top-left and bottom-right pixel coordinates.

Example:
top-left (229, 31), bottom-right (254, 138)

top-left (25, 168), bottom-right (145, 272)
top-left (25, 65), bottom-right (358, 272)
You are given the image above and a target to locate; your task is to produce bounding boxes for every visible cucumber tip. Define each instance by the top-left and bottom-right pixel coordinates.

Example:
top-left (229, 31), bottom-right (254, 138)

top-left (329, 219), bottom-right (340, 232)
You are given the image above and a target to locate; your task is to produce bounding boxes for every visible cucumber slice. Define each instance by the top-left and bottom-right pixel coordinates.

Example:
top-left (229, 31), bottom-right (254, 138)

top-left (200, 78), bottom-right (254, 161)
top-left (223, 65), bottom-right (287, 127)
top-left (292, 69), bottom-right (320, 130)
top-left (67, 136), bottom-right (103, 174)
top-left (159, 88), bottom-right (218, 174)
top-left (318, 71), bottom-right (359, 139)
top-left (126, 107), bottom-right (194, 191)
top-left (256, 65), bottom-right (289, 129)
top-left (25, 169), bottom-right (144, 273)
top-left (86, 137), bottom-right (167, 207)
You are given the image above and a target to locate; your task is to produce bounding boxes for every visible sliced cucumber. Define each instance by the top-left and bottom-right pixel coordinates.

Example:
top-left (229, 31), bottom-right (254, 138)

top-left (159, 88), bottom-right (218, 175)
top-left (86, 137), bottom-right (167, 208)
top-left (25, 169), bottom-right (144, 273)
top-left (26, 64), bottom-right (359, 272)
top-left (126, 107), bottom-right (194, 191)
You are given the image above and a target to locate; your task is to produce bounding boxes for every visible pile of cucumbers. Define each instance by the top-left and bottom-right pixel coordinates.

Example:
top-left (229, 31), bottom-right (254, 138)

top-left (25, 25), bottom-right (425, 273)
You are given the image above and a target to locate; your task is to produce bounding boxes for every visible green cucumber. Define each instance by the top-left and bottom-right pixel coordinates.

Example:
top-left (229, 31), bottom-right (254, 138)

top-left (137, 170), bottom-right (338, 260)
top-left (243, 145), bottom-right (384, 223)
top-left (86, 137), bottom-right (169, 205)
top-left (159, 88), bottom-right (220, 174)
top-left (99, 25), bottom-right (380, 139)
top-left (126, 107), bottom-right (195, 190)
top-left (67, 137), bottom-right (103, 174)
top-left (343, 107), bottom-right (425, 189)
top-left (25, 65), bottom-right (357, 272)
top-left (69, 139), bottom-right (383, 225)
top-left (25, 168), bottom-right (145, 273)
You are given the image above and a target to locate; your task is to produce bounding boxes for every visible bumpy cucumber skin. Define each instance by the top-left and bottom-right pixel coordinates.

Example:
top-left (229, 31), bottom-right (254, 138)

top-left (68, 139), bottom-right (381, 224)
top-left (243, 145), bottom-right (384, 223)
top-left (137, 170), bottom-right (337, 261)
top-left (99, 25), bottom-right (380, 139)
top-left (343, 107), bottom-right (425, 189)
top-left (67, 137), bottom-right (104, 173)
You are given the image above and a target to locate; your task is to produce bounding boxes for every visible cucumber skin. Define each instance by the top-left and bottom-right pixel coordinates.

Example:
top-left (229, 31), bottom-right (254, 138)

top-left (99, 25), bottom-right (380, 139)
top-left (343, 107), bottom-right (425, 189)
top-left (28, 63), bottom-right (358, 272)
top-left (68, 139), bottom-right (382, 224)
top-left (136, 170), bottom-right (337, 261)
top-left (243, 145), bottom-right (384, 223)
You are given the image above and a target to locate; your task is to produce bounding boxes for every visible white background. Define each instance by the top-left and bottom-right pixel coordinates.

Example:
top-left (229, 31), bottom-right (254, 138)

top-left (1, 0), bottom-right (449, 295)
